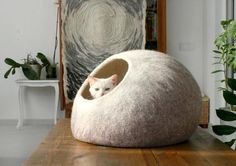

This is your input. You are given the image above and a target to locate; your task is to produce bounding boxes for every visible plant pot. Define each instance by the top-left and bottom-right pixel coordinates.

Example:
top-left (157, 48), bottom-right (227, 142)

top-left (46, 65), bottom-right (57, 79)
top-left (22, 64), bottom-right (42, 80)
top-left (30, 64), bottom-right (42, 79)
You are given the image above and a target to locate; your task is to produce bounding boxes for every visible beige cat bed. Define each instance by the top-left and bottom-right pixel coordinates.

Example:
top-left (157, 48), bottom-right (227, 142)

top-left (71, 50), bottom-right (202, 147)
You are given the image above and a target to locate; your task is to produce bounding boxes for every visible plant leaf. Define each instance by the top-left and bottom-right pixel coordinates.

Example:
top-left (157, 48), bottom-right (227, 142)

top-left (212, 62), bottom-right (222, 65)
top-left (224, 139), bottom-right (236, 147)
top-left (4, 68), bottom-right (12, 78)
top-left (227, 78), bottom-right (236, 91)
top-left (216, 109), bottom-right (236, 121)
top-left (226, 56), bottom-right (235, 65)
top-left (11, 68), bottom-right (16, 75)
top-left (230, 47), bottom-right (236, 51)
top-left (221, 19), bottom-right (233, 29)
top-left (36, 52), bottom-right (51, 66)
top-left (211, 70), bottom-right (224, 74)
top-left (213, 56), bottom-right (221, 59)
top-left (21, 65), bottom-right (39, 80)
top-left (4, 58), bottom-right (21, 67)
top-left (233, 60), bottom-right (236, 72)
top-left (223, 90), bottom-right (236, 105)
top-left (213, 50), bottom-right (222, 54)
top-left (212, 125), bottom-right (236, 135)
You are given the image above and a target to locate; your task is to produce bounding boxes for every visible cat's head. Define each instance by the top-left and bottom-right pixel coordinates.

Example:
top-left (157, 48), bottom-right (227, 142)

top-left (88, 74), bottom-right (118, 99)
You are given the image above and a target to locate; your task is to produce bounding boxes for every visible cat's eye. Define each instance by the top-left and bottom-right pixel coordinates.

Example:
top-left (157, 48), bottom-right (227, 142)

top-left (105, 88), bottom-right (110, 91)
top-left (95, 88), bottom-right (99, 91)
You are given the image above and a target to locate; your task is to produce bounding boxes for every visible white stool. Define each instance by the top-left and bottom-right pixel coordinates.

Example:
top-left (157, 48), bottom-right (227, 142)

top-left (16, 79), bottom-right (59, 129)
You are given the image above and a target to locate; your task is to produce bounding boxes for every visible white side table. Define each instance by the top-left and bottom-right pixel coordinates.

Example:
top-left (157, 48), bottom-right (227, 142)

top-left (16, 79), bottom-right (59, 129)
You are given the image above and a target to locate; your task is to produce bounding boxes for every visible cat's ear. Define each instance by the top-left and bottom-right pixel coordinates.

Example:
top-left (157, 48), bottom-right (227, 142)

top-left (88, 76), bottom-right (97, 86)
top-left (111, 74), bottom-right (118, 86)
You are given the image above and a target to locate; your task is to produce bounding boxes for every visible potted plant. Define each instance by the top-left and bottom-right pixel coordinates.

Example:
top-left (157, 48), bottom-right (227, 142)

top-left (36, 52), bottom-right (57, 79)
top-left (4, 54), bottom-right (42, 80)
top-left (212, 19), bottom-right (236, 149)
top-left (4, 52), bottom-right (57, 80)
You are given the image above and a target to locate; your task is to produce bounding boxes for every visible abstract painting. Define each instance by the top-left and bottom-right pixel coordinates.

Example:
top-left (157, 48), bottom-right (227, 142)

top-left (61, 0), bottom-right (146, 102)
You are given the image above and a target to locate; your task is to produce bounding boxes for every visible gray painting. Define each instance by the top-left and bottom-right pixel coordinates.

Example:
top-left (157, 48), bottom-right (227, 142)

top-left (61, 0), bottom-right (146, 102)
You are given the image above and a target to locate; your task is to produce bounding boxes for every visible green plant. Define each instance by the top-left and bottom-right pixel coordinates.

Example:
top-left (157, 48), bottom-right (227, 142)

top-left (4, 54), bottom-right (41, 80)
top-left (23, 54), bottom-right (40, 65)
top-left (212, 19), bottom-right (236, 149)
top-left (4, 52), bottom-right (56, 80)
top-left (37, 52), bottom-right (57, 79)
top-left (213, 20), bottom-right (236, 91)
top-left (212, 78), bottom-right (236, 148)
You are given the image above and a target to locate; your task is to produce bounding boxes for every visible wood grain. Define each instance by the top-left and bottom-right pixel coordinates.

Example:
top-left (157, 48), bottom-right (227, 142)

top-left (199, 96), bottom-right (209, 128)
top-left (23, 119), bottom-right (236, 166)
top-left (59, 1), bottom-right (65, 110)
top-left (157, 0), bottom-right (167, 53)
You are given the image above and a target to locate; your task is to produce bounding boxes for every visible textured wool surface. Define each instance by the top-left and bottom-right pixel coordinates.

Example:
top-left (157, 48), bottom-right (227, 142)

top-left (71, 50), bottom-right (202, 147)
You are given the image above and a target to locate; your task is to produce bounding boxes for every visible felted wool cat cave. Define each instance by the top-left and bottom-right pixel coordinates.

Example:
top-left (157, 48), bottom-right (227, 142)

top-left (71, 50), bottom-right (202, 147)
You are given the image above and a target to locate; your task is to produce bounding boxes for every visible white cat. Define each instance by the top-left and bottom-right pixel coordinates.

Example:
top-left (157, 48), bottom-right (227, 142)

top-left (88, 74), bottom-right (118, 99)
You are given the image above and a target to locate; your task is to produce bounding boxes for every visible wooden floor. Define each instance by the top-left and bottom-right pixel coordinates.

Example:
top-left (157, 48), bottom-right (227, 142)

top-left (23, 119), bottom-right (236, 166)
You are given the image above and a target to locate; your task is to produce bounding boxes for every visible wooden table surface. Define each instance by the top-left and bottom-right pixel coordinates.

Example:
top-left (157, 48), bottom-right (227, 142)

top-left (23, 119), bottom-right (236, 166)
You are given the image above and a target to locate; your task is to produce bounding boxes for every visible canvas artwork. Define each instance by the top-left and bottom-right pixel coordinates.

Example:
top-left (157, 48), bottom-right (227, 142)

top-left (61, 0), bottom-right (146, 102)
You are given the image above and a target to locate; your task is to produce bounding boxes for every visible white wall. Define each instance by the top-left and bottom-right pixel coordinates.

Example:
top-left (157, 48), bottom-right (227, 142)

top-left (0, 0), bottom-right (61, 120)
top-left (167, 0), bottom-right (226, 125)
top-left (202, 0), bottom-right (226, 125)
top-left (167, 0), bottom-right (204, 91)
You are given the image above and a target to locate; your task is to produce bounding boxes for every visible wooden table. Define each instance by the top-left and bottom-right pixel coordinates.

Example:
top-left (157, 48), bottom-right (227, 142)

top-left (23, 119), bottom-right (236, 166)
